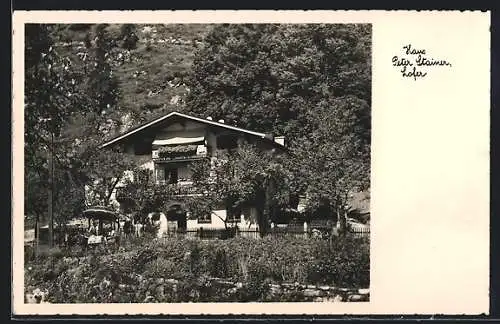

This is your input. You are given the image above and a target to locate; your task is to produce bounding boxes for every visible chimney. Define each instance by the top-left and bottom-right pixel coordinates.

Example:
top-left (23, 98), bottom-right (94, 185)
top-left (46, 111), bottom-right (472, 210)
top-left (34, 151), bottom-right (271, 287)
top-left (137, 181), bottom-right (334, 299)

top-left (274, 136), bottom-right (285, 146)
top-left (218, 119), bottom-right (225, 124)
top-left (206, 117), bottom-right (213, 121)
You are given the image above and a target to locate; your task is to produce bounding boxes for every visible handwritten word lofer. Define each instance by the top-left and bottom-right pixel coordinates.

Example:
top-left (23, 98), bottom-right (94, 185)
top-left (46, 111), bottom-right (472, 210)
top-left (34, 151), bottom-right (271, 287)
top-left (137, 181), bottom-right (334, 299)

top-left (392, 44), bottom-right (452, 81)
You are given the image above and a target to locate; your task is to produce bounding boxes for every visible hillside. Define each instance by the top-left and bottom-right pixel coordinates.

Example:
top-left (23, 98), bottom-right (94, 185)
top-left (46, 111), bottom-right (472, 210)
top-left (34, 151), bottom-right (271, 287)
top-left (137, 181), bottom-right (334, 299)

top-left (52, 24), bottom-right (213, 128)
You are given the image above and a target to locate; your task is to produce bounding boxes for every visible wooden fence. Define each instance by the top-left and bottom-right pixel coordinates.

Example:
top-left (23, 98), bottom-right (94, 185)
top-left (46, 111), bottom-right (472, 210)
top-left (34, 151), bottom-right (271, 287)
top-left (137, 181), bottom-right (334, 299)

top-left (349, 227), bottom-right (370, 239)
top-left (162, 225), bottom-right (369, 241)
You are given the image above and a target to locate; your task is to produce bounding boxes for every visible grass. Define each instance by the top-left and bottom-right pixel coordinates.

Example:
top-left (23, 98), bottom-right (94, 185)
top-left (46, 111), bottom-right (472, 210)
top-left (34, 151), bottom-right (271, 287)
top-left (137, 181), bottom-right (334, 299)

top-left (52, 23), bottom-right (213, 125)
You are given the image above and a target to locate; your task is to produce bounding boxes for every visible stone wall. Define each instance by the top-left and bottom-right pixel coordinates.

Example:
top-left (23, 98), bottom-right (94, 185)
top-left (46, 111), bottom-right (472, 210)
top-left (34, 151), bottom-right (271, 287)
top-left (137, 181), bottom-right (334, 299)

top-left (145, 277), bottom-right (370, 303)
top-left (25, 276), bottom-right (369, 303)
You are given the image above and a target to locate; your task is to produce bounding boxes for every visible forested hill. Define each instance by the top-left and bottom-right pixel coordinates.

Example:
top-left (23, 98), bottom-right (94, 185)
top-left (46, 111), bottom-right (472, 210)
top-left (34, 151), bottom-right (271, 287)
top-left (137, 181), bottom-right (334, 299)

top-left (49, 23), bottom-right (371, 143)
top-left (51, 24), bottom-right (213, 128)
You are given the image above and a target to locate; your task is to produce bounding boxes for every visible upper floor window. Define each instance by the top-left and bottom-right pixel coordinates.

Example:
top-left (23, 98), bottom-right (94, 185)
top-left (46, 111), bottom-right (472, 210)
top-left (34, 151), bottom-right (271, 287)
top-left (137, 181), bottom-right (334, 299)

top-left (157, 166), bottom-right (178, 184)
top-left (216, 134), bottom-right (238, 150)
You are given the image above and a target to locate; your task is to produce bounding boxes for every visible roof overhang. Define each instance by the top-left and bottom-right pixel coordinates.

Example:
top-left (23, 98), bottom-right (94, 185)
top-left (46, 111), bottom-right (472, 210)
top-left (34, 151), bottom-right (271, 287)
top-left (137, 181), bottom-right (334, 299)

top-left (99, 112), bottom-right (278, 149)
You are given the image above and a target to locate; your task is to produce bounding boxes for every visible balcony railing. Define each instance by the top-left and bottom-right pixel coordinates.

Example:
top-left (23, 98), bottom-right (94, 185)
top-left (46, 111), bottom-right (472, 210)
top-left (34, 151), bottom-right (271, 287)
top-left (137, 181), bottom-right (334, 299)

top-left (155, 182), bottom-right (202, 196)
top-left (152, 145), bottom-right (208, 162)
top-left (115, 182), bottom-right (203, 202)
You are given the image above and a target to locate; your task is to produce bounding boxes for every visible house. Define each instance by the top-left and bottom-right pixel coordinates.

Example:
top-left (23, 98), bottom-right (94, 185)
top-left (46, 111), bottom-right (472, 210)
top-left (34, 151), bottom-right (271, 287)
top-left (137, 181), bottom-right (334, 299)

top-left (98, 111), bottom-right (286, 232)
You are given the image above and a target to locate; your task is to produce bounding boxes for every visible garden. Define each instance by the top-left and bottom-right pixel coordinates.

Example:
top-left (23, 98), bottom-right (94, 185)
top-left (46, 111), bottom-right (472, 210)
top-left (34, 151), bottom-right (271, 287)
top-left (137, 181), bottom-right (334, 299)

top-left (24, 234), bottom-right (369, 303)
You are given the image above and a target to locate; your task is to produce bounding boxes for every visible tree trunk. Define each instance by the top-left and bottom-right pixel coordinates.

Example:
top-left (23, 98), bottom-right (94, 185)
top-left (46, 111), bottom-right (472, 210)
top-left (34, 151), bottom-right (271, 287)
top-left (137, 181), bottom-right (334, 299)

top-left (35, 214), bottom-right (40, 256)
top-left (224, 197), bottom-right (235, 231)
top-left (256, 189), bottom-right (270, 237)
top-left (104, 177), bottom-right (121, 206)
top-left (261, 178), bottom-right (276, 237)
top-left (48, 134), bottom-right (54, 248)
top-left (339, 206), bottom-right (348, 236)
top-left (256, 207), bottom-right (266, 237)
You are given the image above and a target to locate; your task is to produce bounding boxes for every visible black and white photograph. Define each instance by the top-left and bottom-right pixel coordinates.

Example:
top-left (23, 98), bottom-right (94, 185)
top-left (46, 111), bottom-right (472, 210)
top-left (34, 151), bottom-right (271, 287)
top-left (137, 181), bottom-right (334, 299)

top-left (14, 9), bottom-right (490, 317)
top-left (23, 22), bottom-right (371, 304)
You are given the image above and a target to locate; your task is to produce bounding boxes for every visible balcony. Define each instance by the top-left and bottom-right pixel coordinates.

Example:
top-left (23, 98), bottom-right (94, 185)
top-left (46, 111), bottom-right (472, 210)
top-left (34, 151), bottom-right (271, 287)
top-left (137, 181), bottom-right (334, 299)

top-left (152, 144), bottom-right (207, 163)
top-left (116, 182), bottom-right (203, 202)
top-left (155, 181), bottom-right (202, 197)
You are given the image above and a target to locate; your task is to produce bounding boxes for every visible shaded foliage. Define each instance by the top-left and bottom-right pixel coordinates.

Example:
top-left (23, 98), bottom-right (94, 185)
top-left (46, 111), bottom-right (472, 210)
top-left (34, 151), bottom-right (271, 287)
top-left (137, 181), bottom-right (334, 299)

top-left (25, 24), bottom-right (136, 232)
top-left (189, 143), bottom-right (290, 234)
top-left (186, 24), bottom-right (371, 141)
top-left (186, 24), bottom-right (371, 231)
top-left (25, 235), bottom-right (369, 303)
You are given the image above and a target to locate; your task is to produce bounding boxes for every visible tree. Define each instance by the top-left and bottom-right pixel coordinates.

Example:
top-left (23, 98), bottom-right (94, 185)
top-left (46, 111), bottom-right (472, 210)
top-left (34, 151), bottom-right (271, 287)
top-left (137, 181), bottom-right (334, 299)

top-left (186, 24), bottom-right (371, 235)
top-left (25, 24), bottom-right (77, 244)
top-left (188, 154), bottom-right (250, 230)
top-left (189, 143), bottom-right (290, 236)
top-left (63, 24), bottom-right (133, 210)
top-left (287, 96), bottom-right (370, 234)
top-left (186, 24), bottom-right (371, 142)
top-left (116, 168), bottom-right (179, 220)
top-left (25, 24), bottom-right (136, 245)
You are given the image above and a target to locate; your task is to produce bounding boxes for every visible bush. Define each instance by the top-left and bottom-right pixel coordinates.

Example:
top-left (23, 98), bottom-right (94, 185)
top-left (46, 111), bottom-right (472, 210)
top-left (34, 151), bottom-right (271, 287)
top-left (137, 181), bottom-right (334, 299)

top-left (239, 266), bottom-right (271, 302)
top-left (24, 235), bottom-right (369, 302)
top-left (24, 245), bottom-right (36, 262)
top-left (133, 244), bottom-right (161, 272)
top-left (307, 235), bottom-right (370, 287)
top-left (144, 258), bottom-right (185, 280)
top-left (202, 245), bottom-right (231, 279)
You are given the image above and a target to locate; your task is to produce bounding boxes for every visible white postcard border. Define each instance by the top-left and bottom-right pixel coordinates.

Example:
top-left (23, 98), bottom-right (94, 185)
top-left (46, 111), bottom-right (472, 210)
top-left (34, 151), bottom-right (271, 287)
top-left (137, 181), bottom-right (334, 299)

top-left (12, 10), bottom-right (491, 315)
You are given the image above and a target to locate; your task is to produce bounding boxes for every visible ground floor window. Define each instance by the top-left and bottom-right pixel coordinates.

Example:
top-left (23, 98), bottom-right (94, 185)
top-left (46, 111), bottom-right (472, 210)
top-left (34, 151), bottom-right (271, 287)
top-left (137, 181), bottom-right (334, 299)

top-left (227, 203), bottom-right (242, 222)
top-left (197, 213), bottom-right (211, 224)
top-left (156, 165), bottom-right (179, 184)
top-left (166, 204), bottom-right (187, 230)
top-left (165, 167), bottom-right (178, 184)
top-left (189, 203), bottom-right (212, 224)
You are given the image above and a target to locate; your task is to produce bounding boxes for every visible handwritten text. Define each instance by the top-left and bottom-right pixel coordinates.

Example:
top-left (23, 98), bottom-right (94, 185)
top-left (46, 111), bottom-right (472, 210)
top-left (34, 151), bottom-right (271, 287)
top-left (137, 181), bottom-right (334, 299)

top-left (392, 44), bottom-right (452, 81)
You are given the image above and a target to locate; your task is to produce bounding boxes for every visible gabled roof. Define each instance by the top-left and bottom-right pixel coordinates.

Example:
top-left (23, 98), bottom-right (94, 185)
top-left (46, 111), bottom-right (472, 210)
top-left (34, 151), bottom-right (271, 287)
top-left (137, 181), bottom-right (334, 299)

top-left (100, 111), bottom-right (275, 149)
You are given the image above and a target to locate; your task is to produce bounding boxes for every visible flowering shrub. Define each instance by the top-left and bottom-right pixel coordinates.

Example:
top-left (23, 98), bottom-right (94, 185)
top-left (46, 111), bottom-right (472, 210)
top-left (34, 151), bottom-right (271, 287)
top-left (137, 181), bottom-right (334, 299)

top-left (25, 234), bottom-right (369, 303)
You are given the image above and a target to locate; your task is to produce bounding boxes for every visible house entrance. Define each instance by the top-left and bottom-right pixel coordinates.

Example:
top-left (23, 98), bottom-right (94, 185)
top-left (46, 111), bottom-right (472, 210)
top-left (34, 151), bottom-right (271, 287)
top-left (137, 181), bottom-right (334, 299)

top-left (166, 203), bottom-right (187, 231)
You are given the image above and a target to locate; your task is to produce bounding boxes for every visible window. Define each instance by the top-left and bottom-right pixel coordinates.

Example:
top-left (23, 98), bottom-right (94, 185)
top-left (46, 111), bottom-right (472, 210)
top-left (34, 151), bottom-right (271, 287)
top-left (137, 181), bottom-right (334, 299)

top-left (155, 167), bottom-right (164, 184)
top-left (177, 166), bottom-right (193, 182)
top-left (197, 213), bottom-right (211, 224)
top-left (165, 167), bottom-right (178, 184)
top-left (227, 204), bottom-right (242, 222)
